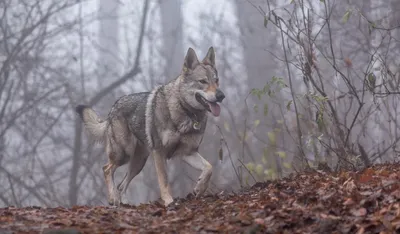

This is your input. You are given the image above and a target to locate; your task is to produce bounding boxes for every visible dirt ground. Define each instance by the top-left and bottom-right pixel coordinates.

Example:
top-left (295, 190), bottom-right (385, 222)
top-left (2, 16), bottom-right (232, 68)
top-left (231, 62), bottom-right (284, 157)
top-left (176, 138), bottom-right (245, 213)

top-left (1, 163), bottom-right (400, 234)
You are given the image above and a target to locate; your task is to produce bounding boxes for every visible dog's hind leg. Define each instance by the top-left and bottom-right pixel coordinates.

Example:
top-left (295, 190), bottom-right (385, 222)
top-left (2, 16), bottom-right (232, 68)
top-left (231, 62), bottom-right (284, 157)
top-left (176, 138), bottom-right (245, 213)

top-left (103, 137), bottom-right (128, 206)
top-left (182, 152), bottom-right (213, 197)
top-left (117, 143), bottom-right (149, 200)
top-left (102, 161), bottom-right (118, 205)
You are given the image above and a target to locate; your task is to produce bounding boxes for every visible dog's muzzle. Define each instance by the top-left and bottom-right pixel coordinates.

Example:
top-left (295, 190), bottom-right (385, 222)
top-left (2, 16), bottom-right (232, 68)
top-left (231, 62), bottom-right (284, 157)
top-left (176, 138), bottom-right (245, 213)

top-left (215, 89), bottom-right (225, 102)
top-left (195, 89), bottom-right (225, 117)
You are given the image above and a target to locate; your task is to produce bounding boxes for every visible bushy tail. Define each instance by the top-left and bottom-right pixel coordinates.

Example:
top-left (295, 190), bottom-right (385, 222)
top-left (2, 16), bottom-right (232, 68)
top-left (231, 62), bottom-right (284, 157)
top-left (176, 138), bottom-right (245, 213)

top-left (75, 105), bottom-right (107, 143)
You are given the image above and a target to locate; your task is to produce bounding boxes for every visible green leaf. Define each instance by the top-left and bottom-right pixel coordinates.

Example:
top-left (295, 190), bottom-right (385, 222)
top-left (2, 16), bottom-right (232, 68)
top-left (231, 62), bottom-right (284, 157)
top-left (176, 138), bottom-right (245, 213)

top-left (290, 0), bottom-right (295, 3)
top-left (262, 155), bottom-right (267, 164)
top-left (276, 78), bottom-right (287, 88)
top-left (316, 110), bottom-right (324, 131)
top-left (283, 162), bottom-right (292, 169)
top-left (276, 151), bottom-right (287, 158)
top-left (264, 169), bottom-right (272, 176)
top-left (263, 147), bottom-right (268, 155)
top-left (245, 175), bottom-right (249, 186)
top-left (367, 73), bottom-right (376, 91)
top-left (253, 104), bottom-right (258, 113)
top-left (317, 133), bottom-right (324, 141)
top-left (264, 16), bottom-right (268, 28)
top-left (244, 132), bottom-right (249, 141)
top-left (342, 10), bottom-right (352, 24)
top-left (254, 119), bottom-right (260, 127)
top-left (262, 83), bottom-right (269, 93)
top-left (368, 22), bottom-right (376, 35)
top-left (368, 73), bottom-right (375, 82)
top-left (245, 162), bottom-right (255, 172)
top-left (263, 147), bottom-right (269, 163)
top-left (239, 132), bottom-right (249, 142)
top-left (224, 122), bottom-right (230, 132)
top-left (286, 100), bottom-right (293, 110)
top-left (263, 104), bottom-right (269, 116)
top-left (267, 131), bottom-right (276, 145)
top-left (255, 164), bottom-right (264, 176)
top-left (251, 88), bottom-right (262, 100)
top-left (320, 0), bottom-right (325, 2)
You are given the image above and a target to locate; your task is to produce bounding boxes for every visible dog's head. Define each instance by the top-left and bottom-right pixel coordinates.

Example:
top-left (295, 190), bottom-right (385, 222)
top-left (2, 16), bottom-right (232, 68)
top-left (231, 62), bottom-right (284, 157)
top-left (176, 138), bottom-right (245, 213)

top-left (178, 47), bottom-right (225, 117)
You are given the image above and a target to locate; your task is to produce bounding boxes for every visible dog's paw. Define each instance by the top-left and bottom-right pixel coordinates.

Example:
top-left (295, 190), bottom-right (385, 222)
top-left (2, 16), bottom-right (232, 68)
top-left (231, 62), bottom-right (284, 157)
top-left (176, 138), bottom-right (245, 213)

top-left (108, 197), bottom-right (115, 206)
top-left (108, 195), bottom-right (122, 207)
top-left (114, 198), bottom-right (122, 207)
top-left (108, 200), bottom-right (119, 206)
top-left (162, 196), bottom-right (174, 207)
top-left (193, 182), bottom-right (208, 197)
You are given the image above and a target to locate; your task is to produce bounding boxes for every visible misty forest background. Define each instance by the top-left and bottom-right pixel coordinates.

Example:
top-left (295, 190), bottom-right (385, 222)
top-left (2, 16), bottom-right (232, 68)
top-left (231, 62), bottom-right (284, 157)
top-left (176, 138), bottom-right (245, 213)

top-left (1, 0), bottom-right (400, 207)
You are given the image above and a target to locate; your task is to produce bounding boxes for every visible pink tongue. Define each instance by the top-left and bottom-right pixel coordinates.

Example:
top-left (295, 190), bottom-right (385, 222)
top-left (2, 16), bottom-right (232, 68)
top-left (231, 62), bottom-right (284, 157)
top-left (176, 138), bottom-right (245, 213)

top-left (208, 102), bottom-right (221, 117)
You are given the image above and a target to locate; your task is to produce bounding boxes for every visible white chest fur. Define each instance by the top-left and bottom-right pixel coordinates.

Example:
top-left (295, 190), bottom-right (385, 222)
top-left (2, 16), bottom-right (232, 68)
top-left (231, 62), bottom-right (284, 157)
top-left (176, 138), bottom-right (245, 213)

top-left (160, 128), bottom-right (203, 151)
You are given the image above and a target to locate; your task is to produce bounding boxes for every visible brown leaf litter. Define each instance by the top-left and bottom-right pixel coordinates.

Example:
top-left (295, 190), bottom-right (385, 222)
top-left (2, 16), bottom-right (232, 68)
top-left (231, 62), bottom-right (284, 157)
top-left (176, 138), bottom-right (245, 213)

top-left (1, 163), bottom-right (400, 234)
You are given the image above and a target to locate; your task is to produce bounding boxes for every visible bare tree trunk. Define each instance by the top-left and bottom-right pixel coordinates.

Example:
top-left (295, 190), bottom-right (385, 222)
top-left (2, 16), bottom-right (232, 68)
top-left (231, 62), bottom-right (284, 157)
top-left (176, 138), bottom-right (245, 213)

top-left (159, 0), bottom-right (188, 198)
top-left (98, 0), bottom-right (120, 84)
top-left (235, 0), bottom-right (277, 90)
top-left (160, 0), bottom-right (184, 81)
top-left (68, 0), bottom-right (92, 206)
top-left (96, 0), bottom-right (121, 109)
top-left (69, 120), bottom-right (82, 205)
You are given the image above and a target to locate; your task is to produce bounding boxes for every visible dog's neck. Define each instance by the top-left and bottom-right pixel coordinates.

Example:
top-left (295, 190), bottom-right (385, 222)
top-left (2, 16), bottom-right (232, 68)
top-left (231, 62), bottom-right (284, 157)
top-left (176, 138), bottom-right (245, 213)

top-left (178, 96), bottom-right (205, 123)
top-left (164, 76), bottom-right (207, 130)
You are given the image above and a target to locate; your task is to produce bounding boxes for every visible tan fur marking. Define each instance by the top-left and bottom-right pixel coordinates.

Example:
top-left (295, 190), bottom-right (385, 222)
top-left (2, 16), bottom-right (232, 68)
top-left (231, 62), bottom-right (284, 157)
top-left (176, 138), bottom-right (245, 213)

top-left (206, 84), bottom-right (217, 93)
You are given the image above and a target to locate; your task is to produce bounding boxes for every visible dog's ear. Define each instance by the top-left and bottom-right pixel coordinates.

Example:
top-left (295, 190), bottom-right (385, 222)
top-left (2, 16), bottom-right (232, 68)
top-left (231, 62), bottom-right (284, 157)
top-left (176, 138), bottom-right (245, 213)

top-left (183, 47), bottom-right (200, 72)
top-left (202, 46), bottom-right (215, 67)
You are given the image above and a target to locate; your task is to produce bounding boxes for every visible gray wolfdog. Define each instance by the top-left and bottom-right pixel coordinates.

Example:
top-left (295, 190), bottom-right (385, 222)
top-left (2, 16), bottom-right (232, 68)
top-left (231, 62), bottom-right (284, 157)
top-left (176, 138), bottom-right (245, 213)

top-left (75, 47), bottom-right (225, 206)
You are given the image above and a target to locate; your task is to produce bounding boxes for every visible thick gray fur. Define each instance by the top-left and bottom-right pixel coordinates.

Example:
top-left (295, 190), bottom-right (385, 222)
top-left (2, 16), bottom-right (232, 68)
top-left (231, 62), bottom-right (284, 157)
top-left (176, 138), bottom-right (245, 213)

top-left (75, 46), bottom-right (225, 206)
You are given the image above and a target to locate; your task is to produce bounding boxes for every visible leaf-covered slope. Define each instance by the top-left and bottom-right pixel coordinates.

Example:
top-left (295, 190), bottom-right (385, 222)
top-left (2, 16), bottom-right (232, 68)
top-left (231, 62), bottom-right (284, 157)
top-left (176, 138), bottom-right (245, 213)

top-left (1, 163), bottom-right (400, 234)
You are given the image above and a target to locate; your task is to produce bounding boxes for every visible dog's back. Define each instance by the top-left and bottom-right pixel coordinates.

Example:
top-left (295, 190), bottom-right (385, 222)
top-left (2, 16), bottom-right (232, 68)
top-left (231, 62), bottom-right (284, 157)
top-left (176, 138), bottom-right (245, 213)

top-left (107, 92), bottom-right (150, 145)
top-left (76, 92), bottom-right (150, 145)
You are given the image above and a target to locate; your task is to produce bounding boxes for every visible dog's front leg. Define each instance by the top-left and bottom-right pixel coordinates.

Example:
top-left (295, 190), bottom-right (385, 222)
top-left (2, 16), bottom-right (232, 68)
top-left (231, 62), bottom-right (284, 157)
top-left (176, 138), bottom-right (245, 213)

top-left (152, 150), bottom-right (174, 206)
top-left (182, 152), bottom-right (212, 197)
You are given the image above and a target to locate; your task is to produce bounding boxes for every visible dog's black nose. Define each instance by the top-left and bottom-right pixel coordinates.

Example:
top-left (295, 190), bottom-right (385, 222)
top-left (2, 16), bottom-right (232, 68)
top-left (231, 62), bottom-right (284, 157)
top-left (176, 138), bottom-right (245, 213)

top-left (216, 89), bottom-right (225, 102)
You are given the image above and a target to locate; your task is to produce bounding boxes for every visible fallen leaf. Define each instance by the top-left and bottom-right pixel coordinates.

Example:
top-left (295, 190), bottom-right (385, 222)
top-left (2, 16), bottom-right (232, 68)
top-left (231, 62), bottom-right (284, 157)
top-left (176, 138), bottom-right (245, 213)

top-left (343, 178), bottom-right (357, 192)
top-left (343, 198), bottom-right (355, 206)
top-left (351, 208), bottom-right (367, 217)
top-left (254, 218), bottom-right (265, 225)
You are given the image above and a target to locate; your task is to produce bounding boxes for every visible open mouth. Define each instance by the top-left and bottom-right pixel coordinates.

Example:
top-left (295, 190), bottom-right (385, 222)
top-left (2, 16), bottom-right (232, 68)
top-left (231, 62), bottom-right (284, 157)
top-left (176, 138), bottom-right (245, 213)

top-left (195, 93), bottom-right (221, 117)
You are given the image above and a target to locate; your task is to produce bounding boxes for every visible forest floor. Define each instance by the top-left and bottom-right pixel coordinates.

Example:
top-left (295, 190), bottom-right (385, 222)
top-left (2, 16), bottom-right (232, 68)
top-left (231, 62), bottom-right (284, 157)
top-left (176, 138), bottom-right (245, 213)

top-left (1, 163), bottom-right (400, 234)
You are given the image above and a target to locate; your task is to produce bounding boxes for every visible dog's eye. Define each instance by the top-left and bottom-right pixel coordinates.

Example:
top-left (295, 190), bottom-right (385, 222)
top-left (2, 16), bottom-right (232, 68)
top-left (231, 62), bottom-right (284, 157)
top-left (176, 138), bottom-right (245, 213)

top-left (199, 80), bottom-right (208, 84)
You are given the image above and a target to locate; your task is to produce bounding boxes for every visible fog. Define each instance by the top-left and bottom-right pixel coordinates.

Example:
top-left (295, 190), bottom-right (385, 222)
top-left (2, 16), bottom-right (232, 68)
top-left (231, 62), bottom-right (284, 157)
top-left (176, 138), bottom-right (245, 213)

top-left (1, 0), bottom-right (400, 207)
